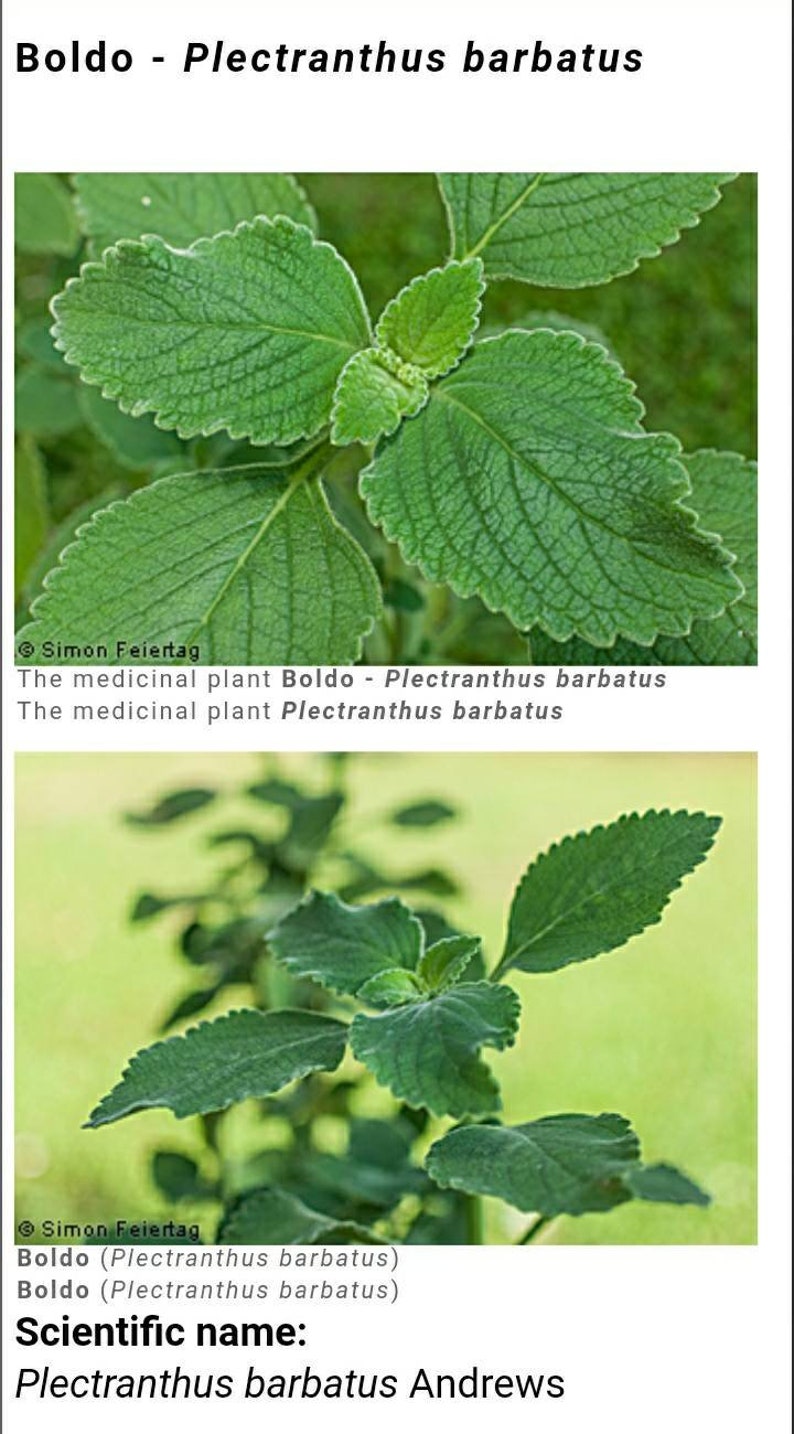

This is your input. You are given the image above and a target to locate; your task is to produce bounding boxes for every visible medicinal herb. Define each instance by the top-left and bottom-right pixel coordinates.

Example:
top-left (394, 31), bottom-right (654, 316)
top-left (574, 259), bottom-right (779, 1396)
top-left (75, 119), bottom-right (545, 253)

top-left (15, 172), bottom-right (756, 665)
top-left (90, 782), bottom-right (721, 1244)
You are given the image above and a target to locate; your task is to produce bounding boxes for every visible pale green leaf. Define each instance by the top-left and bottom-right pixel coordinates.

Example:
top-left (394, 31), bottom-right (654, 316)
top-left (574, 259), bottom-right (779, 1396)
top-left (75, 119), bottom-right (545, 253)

top-left (416, 936), bottom-right (482, 992)
top-left (15, 173), bottom-right (79, 255)
top-left (15, 437), bottom-right (49, 600)
top-left (330, 348), bottom-right (427, 445)
top-left (350, 981), bottom-right (519, 1118)
top-left (496, 809), bottom-right (721, 978)
top-left (426, 1115), bottom-right (710, 1217)
top-left (530, 450), bottom-right (757, 665)
top-left (218, 1188), bottom-right (380, 1244)
top-left (17, 467), bottom-right (381, 665)
top-left (358, 969), bottom-right (424, 1008)
top-left (438, 172), bottom-right (735, 286)
top-left (269, 891), bottom-right (424, 996)
top-left (51, 217), bottom-right (371, 446)
top-left (74, 172), bottom-right (317, 253)
top-left (361, 332), bottom-right (741, 646)
top-left (375, 260), bottom-right (484, 377)
top-left (86, 1009), bottom-right (348, 1126)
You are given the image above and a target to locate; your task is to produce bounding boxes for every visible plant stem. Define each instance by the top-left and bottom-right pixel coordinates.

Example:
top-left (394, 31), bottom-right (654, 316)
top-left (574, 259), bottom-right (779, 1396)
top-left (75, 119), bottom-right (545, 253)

top-left (516, 1215), bottom-right (554, 1245)
top-left (464, 1194), bottom-right (484, 1245)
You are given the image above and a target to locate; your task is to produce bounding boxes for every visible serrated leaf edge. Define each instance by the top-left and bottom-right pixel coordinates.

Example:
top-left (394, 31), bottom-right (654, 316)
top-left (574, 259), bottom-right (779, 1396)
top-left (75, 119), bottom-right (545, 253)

top-left (85, 1008), bottom-right (349, 1127)
top-left (268, 890), bottom-right (426, 996)
top-left (71, 173), bottom-right (319, 254)
top-left (361, 329), bottom-right (743, 647)
top-left (50, 216), bottom-right (372, 446)
top-left (499, 808), bottom-right (722, 975)
top-left (437, 173), bottom-right (739, 288)
top-left (374, 258), bottom-right (486, 379)
top-left (17, 466), bottom-right (383, 666)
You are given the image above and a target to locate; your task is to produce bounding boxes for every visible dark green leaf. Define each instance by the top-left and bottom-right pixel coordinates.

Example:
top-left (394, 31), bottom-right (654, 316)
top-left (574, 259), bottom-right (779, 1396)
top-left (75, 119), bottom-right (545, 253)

top-left (350, 981), bottom-right (519, 1118)
top-left (497, 809), bottom-right (721, 977)
top-left (357, 969), bottom-right (424, 1008)
top-left (15, 437), bottom-right (50, 600)
top-left (269, 891), bottom-right (424, 996)
top-left (417, 935), bottom-right (482, 993)
top-left (625, 1163), bottom-right (710, 1207)
top-left (151, 1151), bottom-right (215, 1202)
top-left (126, 788), bottom-right (216, 825)
top-left (217, 1187), bottom-right (380, 1244)
top-left (86, 1009), bottom-right (348, 1126)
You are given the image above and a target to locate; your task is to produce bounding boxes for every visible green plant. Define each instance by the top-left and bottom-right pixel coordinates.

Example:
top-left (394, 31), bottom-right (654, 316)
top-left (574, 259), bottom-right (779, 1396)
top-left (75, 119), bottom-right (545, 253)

top-left (15, 172), bottom-right (756, 666)
top-left (89, 794), bottom-right (721, 1243)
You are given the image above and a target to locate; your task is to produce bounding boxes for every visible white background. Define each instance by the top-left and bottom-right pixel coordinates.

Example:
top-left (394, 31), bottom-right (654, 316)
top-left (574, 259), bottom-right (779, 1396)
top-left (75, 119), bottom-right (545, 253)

top-left (2, 2), bottom-right (792, 1431)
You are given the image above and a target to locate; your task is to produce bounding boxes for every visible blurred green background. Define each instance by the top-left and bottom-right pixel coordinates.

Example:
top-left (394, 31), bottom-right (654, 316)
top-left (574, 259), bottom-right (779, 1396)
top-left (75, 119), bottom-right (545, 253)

top-left (15, 174), bottom-right (756, 616)
top-left (16, 751), bottom-right (756, 1244)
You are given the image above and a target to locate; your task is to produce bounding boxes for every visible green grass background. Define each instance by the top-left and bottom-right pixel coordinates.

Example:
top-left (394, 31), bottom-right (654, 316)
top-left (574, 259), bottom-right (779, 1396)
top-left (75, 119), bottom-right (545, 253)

top-left (16, 751), bottom-right (755, 1245)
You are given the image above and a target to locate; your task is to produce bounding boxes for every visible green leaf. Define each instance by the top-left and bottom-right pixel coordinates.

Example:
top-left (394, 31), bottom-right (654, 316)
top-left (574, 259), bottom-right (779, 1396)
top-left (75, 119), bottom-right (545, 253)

top-left (151, 1151), bottom-right (216, 1202)
top-left (15, 173), bottom-right (79, 255)
top-left (626, 1163), bottom-right (710, 1207)
top-left (416, 936), bottom-right (482, 992)
top-left (126, 787), bottom-right (216, 826)
top-left (350, 982), bottom-right (519, 1118)
top-left (269, 891), bottom-right (424, 996)
top-left (73, 172), bottom-right (317, 253)
top-left (426, 1115), bottom-right (710, 1217)
top-left (52, 218), bottom-right (371, 446)
top-left (438, 172), bottom-right (734, 286)
top-left (217, 1188), bottom-right (379, 1244)
top-left (530, 450), bottom-right (757, 666)
top-left (78, 386), bottom-right (183, 470)
top-left (361, 332), bottom-right (740, 647)
top-left (15, 437), bottom-right (50, 600)
top-left (86, 1009), bottom-right (348, 1127)
top-left (358, 969), bottom-right (424, 1008)
top-left (375, 260), bottom-right (485, 377)
top-left (15, 368), bottom-right (82, 437)
top-left (330, 348), bottom-right (428, 445)
top-left (17, 467), bottom-right (381, 665)
top-left (426, 1113), bottom-right (638, 1215)
top-left (497, 809), bottom-right (721, 978)
top-left (281, 792), bottom-right (345, 862)
top-left (391, 800), bottom-right (456, 828)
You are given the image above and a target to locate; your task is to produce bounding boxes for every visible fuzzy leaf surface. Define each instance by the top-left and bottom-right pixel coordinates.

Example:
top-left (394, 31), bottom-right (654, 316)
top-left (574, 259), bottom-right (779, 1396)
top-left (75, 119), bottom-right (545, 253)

top-left (361, 332), bottom-right (740, 646)
top-left (350, 981), bottom-right (519, 1118)
top-left (426, 1113), bottom-right (638, 1215)
top-left (375, 260), bottom-right (484, 377)
top-left (330, 348), bottom-right (427, 445)
top-left (358, 970), bottom-right (424, 1008)
top-left (217, 1188), bottom-right (379, 1244)
top-left (269, 892), bottom-right (424, 996)
top-left (530, 450), bottom-right (757, 665)
top-left (498, 809), bottom-right (721, 977)
top-left (86, 1010), bottom-right (348, 1126)
top-left (74, 172), bottom-right (317, 253)
top-left (17, 468), bottom-right (381, 665)
top-left (438, 172), bottom-right (734, 286)
top-left (416, 936), bottom-right (482, 992)
top-left (51, 218), bottom-right (371, 446)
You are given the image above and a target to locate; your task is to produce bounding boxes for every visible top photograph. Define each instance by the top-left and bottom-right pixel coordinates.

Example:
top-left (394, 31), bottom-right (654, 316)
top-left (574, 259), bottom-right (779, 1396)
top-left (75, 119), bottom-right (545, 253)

top-left (14, 172), bottom-right (756, 667)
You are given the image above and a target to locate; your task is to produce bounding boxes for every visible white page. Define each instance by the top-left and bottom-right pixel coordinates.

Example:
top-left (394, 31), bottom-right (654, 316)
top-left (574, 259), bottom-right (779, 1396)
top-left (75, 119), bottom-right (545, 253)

top-left (2, 3), bottom-right (791, 1431)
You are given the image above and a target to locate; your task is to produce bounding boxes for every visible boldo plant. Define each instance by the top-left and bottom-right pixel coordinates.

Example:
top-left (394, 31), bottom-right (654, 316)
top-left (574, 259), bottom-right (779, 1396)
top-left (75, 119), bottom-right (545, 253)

top-left (89, 793), bottom-right (722, 1244)
top-left (15, 172), bottom-right (756, 667)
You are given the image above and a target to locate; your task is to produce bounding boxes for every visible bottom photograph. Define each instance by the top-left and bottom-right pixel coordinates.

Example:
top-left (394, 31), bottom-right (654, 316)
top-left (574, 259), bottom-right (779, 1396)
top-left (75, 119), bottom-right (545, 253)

top-left (15, 751), bottom-right (756, 1246)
